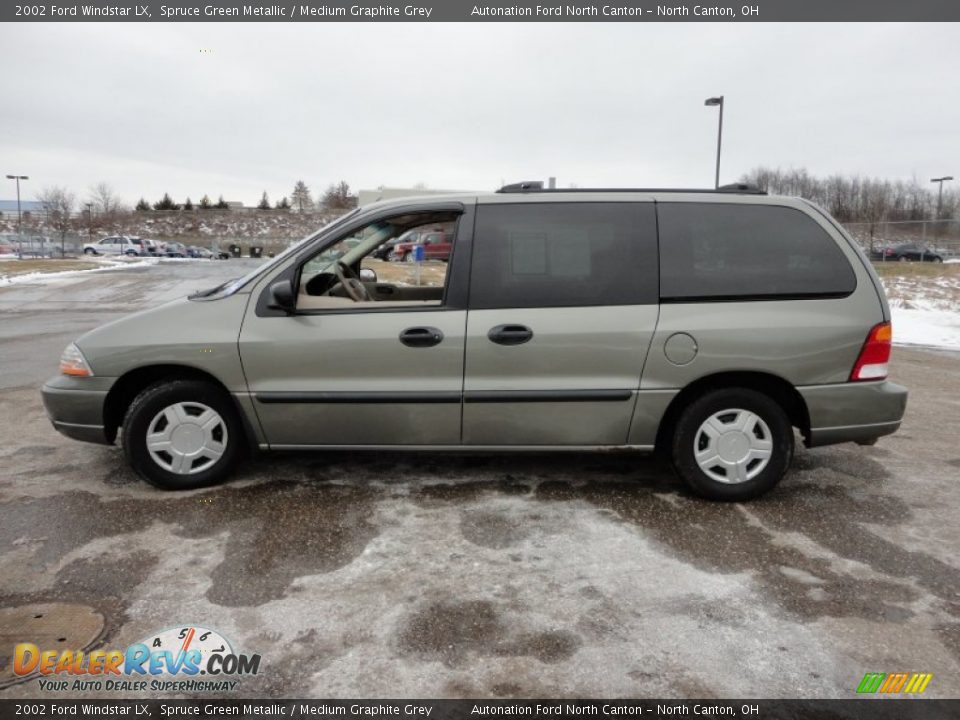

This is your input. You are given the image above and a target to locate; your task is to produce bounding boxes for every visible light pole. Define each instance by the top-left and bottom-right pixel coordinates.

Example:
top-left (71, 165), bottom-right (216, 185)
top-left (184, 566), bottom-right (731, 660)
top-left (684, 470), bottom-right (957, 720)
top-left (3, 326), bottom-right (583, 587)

top-left (704, 96), bottom-right (724, 189)
top-left (6, 174), bottom-right (28, 259)
top-left (931, 176), bottom-right (953, 219)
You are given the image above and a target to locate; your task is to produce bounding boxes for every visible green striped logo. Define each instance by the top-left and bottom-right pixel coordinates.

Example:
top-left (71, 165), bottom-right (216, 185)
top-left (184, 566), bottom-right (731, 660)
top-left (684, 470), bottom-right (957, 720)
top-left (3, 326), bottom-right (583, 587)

top-left (857, 672), bottom-right (933, 694)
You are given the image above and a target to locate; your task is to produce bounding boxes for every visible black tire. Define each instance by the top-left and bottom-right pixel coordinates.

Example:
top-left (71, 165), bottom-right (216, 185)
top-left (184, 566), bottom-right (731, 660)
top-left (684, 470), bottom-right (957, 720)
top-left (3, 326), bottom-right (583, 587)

top-left (670, 387), bottom-right (793, 502)
top-left (84, 248), bottom-right (96, 255)
top-left (122, 380), bottom-right (243, 490)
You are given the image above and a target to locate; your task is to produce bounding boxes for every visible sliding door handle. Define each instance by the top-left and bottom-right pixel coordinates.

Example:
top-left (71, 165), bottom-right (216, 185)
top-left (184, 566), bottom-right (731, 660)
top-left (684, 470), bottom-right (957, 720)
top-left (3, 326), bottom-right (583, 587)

top-left (487, 324), bottom-right (534, 346)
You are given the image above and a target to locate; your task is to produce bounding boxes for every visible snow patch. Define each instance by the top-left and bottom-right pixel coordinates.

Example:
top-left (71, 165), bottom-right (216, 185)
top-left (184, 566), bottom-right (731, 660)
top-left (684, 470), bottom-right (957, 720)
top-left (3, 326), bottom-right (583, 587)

top-left (0, 258), bottom-right (158, 286)
top-left (891, 307), bottom-right (960, 350)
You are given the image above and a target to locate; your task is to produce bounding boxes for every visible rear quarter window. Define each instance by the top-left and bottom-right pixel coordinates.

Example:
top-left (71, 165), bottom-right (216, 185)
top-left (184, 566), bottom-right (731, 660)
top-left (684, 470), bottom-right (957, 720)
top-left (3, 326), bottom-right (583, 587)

top-left (657, 203), bottom-right (856, 301)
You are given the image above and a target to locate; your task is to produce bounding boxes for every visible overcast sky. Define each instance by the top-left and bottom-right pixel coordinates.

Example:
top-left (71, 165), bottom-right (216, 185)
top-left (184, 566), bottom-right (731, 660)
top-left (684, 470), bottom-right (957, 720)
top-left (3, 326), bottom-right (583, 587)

top-left (2, 22), bottom-right (957, 205)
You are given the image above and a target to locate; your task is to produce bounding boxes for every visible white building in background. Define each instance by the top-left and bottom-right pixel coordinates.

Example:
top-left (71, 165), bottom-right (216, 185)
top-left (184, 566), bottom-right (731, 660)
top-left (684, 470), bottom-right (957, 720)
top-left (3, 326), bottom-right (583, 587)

top-left (0, 199), bottom-right (47, 218)
top-left (357, 187), bottom-right (466, 207)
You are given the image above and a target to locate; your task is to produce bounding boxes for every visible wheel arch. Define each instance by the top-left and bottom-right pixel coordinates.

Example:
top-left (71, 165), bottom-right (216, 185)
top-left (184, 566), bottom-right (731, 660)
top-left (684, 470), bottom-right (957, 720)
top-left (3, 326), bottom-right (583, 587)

top-left (103, 364), bottom-right (257, 447)
top-left (654, 371), bottom-right (812, 453)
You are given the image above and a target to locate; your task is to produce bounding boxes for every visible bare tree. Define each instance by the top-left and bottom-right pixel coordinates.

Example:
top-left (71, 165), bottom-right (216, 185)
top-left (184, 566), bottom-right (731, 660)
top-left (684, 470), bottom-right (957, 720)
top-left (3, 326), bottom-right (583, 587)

top-left (36, 186), bottom-right (76, 257)
top-left (740, 166), bottom-right (957, 223)
top-left (322, 181), bottom-right (355, 210)
top-left (88, 182), bottom-right (124, 217)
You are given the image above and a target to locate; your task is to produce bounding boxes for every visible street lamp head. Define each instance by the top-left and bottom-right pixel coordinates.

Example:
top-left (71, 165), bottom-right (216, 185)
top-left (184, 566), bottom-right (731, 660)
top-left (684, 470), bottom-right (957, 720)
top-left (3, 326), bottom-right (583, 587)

top-left (931, 176), bottom-right (954, 183)
top-left (704, 96), bottom-right (723, 106)
top-left (6, 175), bottom-right (29, 180)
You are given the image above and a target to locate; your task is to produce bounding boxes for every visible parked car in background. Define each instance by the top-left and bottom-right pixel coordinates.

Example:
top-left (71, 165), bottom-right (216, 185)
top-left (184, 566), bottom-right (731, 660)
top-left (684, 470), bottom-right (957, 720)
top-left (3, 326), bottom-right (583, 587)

top-left (391, 230), bottom-right (453, 261)
top-left (187, 246), bottom-right (214, 259)
top-left (140, 239), bottom-right (161, 256)
top-left (83, 236), bottom-right (147, 256)
top-left (870, 242), bottom-right (943, 262)
top-left (163, 242), bottom-right (188, 258)
top-left (370, 235), bottom-right (408, 261)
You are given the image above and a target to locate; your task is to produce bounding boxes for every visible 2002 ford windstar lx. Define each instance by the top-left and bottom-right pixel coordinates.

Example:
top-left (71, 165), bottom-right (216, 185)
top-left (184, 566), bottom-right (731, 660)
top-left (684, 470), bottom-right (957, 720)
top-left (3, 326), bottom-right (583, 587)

top-left (41, 183), bottom-right (908, 500)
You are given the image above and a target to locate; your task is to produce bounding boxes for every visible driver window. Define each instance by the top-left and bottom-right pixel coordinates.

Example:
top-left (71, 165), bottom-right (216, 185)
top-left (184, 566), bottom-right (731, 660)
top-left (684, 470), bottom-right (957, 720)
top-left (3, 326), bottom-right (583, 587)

top-left (296, 212), bottom-right (459, 311)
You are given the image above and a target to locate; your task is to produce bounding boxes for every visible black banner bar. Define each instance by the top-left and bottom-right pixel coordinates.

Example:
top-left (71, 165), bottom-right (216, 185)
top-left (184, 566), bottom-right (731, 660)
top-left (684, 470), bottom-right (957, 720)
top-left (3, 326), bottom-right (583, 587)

top-left (2, 700), bottom-right (960, 720)
top-left (3, 0), bottom-right (960, 23)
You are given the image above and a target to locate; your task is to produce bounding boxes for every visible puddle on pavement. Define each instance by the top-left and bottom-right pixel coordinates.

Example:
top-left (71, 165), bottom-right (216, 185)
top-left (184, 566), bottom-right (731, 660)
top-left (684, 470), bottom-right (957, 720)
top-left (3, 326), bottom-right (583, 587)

top-left (396, 599), bottom-right (580, 668)
top-left (0, 479), bottom-right (379, 613)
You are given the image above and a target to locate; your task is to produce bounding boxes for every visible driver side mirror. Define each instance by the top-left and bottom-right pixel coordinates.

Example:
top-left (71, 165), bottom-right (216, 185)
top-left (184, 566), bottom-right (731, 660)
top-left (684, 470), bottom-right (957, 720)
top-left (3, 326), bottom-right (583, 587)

top-left (359, 268), bottom-right (377, 283)
top-left (268, 279), bottom-right (296, 313)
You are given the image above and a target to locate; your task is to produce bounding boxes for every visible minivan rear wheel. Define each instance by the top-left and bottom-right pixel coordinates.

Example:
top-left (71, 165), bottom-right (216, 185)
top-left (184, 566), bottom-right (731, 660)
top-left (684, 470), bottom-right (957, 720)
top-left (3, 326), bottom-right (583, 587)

top-left (671, 388), bottom-right (793, 501)
top-left (122, 380), bottom-right (242, 490)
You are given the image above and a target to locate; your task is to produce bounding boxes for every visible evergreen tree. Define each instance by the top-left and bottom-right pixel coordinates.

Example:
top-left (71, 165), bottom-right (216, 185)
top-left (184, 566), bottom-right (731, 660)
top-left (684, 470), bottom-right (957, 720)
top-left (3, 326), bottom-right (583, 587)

top-left (199, 195), bottom-right (212, 210)
top-left (214, 195), bottom-right (230, 210)
top-left (257, 191), bottom-right (271, 210)
top-left (275, 196), bottom-right (291, 210)
top-left (135, 198), bottom-right (151, 212)
top-left (183, 197), bottom-right (194, 211)
top-left (153, 193), bottom-right (179, 211)
top-left (291, 180), bottom-right (313, 212)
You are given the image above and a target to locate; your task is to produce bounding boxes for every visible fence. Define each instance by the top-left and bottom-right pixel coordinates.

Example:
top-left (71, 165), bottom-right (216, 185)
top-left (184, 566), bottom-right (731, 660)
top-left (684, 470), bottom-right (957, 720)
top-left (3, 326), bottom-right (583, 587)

top-left (0, 232), bottom-right (84, 258)
top-left (0, 232), bottom-right (298, 258)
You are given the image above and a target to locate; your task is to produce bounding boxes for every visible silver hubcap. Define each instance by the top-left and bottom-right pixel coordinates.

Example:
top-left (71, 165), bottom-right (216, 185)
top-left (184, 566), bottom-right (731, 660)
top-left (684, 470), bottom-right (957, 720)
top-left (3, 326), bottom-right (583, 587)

top-left (146, 402), bottom-right (228, 475)
top-left (694, 408), bottom-right (772, 484)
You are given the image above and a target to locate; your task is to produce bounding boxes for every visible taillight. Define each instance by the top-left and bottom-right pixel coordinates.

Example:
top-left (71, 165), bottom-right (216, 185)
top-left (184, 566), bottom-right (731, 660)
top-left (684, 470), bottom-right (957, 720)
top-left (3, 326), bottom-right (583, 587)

top-left (850, 322), bottom-right (892, 381)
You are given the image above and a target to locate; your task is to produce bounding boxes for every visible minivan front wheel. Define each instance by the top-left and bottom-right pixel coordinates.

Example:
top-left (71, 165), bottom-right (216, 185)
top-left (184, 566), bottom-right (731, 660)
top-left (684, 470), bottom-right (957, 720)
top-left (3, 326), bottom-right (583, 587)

top-left (671, 388), bottom-right (793, 501)
top-left (122, 380), bottom-right (242, 490)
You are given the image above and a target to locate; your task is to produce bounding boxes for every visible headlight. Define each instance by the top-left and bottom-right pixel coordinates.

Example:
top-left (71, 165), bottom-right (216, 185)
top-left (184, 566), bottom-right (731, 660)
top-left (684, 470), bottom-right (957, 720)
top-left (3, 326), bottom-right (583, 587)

top-left (60, 343), bottom-right (94, 377)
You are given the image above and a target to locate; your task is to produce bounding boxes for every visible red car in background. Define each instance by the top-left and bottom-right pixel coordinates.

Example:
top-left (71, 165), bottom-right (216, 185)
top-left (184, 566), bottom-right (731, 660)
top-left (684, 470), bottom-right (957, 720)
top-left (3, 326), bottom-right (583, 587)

top-left (390, 229), bottom-right (453, 262)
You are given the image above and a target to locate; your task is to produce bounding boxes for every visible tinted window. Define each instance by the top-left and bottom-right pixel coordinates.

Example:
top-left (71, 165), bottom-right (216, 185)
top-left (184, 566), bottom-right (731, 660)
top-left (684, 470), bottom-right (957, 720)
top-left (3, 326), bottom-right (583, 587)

top-left (658, 203), bottom-right (856, 300)
top-left (470, 203), bottom-right (658, 309)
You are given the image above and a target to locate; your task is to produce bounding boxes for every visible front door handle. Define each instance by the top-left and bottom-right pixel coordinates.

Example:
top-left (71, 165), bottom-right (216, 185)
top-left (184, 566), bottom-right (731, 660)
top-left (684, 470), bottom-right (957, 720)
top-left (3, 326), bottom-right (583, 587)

top-left (487, 324), bottom-right (534, 346)
top-left (399, 326), bottom-right (444, 348)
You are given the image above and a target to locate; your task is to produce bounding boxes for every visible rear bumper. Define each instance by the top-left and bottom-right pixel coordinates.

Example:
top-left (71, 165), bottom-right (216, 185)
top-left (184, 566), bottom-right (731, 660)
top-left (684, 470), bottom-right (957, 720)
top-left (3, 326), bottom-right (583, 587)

top-left (799, 380), bottom-right (908, 447)
top-left (41, 376), bottom-right (114, 445)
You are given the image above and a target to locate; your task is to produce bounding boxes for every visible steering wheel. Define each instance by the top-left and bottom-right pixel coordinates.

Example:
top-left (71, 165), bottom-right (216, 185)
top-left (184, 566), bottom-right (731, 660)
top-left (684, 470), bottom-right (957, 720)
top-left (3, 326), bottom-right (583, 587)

top-left (334, 261), bottom-right (371, 302)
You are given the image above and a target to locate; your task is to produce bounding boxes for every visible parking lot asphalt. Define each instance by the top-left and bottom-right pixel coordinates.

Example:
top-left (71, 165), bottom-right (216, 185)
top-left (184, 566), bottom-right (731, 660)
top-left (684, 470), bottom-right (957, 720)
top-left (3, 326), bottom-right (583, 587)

top-left (1, 260), bottom-right (958, 699)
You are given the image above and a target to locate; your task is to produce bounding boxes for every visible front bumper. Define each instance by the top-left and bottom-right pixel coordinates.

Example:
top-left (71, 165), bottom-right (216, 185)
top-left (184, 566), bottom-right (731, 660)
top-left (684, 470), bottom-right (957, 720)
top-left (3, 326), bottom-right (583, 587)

top-left (799, 380), bottom-right (908, 447)
top-left (41, 375), bottom-right (115, 445)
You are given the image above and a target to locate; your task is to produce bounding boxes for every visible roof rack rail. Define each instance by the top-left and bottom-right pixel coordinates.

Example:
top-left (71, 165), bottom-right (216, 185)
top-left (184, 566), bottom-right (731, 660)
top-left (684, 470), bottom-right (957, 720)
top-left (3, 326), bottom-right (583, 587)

top-left (496, 181), bottom-right (544, 193)
top-left (495, 182), bottom-right (766, 195)
top-left (717, 182), bottom-right (765, 194)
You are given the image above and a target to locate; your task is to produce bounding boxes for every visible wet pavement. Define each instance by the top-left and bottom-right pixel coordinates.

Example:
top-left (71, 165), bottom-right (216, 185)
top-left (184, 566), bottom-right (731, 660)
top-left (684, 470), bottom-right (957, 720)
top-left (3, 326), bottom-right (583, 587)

top-left (0, 260), bottom-right (958, 698)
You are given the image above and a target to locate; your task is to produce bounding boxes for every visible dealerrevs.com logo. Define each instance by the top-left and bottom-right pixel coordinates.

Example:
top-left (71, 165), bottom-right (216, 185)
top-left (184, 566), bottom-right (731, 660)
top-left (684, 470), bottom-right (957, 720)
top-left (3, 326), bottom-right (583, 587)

top-left (14, 625), bottom-right (261, 693)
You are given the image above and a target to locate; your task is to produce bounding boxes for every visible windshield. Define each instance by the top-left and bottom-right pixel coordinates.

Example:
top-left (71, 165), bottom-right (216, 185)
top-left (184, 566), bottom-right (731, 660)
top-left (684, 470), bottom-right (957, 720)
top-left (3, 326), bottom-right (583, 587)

top-left (193, 208), bottom-right (362, 300)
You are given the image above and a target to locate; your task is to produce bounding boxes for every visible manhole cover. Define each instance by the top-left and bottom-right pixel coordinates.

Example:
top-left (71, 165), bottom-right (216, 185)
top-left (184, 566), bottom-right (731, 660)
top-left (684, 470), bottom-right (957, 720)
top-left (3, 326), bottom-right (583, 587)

top-left (0, 603), bottom-right (104, 689)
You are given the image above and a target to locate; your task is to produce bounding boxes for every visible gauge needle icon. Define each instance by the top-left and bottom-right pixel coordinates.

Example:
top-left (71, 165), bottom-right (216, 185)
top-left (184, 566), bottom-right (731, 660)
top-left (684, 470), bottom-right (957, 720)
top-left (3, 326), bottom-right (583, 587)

top-left (180, 627), bottom-right (196, 653)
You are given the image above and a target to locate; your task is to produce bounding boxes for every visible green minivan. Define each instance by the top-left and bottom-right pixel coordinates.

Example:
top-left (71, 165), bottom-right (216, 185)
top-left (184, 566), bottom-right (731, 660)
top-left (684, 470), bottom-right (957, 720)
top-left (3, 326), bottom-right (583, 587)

top-left (42, 184), bottom-right (908, 500)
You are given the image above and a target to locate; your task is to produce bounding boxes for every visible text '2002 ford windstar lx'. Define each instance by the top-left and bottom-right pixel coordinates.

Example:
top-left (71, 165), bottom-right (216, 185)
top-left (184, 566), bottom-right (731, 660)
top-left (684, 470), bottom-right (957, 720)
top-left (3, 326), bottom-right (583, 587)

top-left (42, 183), bottom-right (908, 500)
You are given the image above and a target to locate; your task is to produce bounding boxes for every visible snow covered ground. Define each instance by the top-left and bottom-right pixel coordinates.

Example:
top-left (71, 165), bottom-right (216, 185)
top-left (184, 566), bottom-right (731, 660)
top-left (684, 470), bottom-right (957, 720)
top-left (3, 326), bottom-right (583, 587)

top-left (891, 306), bottom-right (960, 349)
top-left (881, 272), bottom-right (960, 350)
top-left (0, 256), bottom-right (157, 287)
